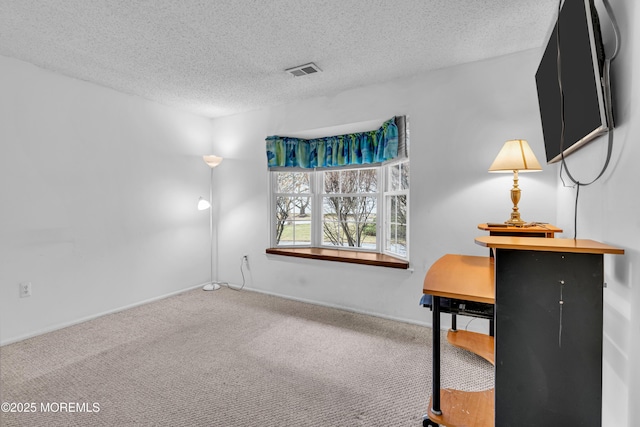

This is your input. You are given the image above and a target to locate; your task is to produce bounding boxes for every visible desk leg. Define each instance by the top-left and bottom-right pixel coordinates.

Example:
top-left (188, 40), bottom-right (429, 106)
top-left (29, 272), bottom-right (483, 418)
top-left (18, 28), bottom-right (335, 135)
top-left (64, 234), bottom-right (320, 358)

top-left (431, 296), bottom-right (442, 416)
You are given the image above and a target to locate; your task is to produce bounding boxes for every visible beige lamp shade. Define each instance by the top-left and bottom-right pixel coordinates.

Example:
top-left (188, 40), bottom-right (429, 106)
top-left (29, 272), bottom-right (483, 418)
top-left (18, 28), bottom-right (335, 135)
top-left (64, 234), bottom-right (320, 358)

top-left (488, 139), bottom-right (542, 172)
top-left (203, 155), bottom-right (223, 168)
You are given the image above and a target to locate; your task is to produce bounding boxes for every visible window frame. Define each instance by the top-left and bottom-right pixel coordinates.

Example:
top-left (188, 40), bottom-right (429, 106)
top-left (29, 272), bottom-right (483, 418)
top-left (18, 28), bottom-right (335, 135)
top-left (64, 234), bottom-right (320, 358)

top-left (269, 159), bottom-right (409, 261)
top-left (382, 160), bottom-right (410, 259)
top-left (271, 170), bottom-right (316, 247)
top-left (318, 167), bottom-right (381, 253)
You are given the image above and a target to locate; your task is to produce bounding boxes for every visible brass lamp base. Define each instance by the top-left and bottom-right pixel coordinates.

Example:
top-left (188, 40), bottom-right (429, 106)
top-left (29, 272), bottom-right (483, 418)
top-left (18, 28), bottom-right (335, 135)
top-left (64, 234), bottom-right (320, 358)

top-left (504, 215), bottom-right (527, 227)
top-left (505, 170), bottom-right (526, 227)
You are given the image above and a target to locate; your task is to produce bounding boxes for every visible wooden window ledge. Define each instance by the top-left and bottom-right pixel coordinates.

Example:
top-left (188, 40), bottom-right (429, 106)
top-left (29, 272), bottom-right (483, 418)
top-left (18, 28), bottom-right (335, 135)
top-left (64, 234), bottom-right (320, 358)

top-left (266, 247), bottom-right (409, 269)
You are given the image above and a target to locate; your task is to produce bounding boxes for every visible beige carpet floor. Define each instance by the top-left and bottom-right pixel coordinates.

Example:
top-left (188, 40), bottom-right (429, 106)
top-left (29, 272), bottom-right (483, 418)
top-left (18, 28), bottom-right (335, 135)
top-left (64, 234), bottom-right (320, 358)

top-left (0, 288), bottom-right (493, 426)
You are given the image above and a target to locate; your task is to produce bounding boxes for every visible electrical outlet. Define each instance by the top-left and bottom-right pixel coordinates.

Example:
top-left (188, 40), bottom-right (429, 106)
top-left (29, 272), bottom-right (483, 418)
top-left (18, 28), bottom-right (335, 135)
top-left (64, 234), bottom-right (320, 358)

top-left (19, 282), bottom-right (32, 298)
top-left (243, 255), bottom-right (249, 266)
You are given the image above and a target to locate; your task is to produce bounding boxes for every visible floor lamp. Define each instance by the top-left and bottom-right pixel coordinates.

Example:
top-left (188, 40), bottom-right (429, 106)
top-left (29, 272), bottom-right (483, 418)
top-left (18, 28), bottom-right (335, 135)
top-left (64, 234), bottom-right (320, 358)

top-left (199, 155), bottom-right (223, 291)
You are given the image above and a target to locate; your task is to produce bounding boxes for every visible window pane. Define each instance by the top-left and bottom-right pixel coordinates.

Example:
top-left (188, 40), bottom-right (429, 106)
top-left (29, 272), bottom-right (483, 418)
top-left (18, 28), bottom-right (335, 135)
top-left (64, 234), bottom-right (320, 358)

top-left (275, 196), bottom-right (312, 245)
top-left (357, 196), bottom-right (377, 223)
top-left (275, 196), bottom-right (291, 245)
top-left (324, 169), bottom-right (377, 194)
top-left (340, 170), bottom-right (358, 193)
top-left (358, 169), bottom-right (377, 193)
top-left (341, 196), bottom-right (376, 223)
top-left (361, 222), bottom-right (377, 249)
top-left (387, 195), bottom-right (407, 226)
top-left (322, 195), bottom-right (376, 249)
top-left (386, 224), bottom-right (407, 256)
top-left (397, 225), bottom-right (407, 245)
top-left (389, 196), bottom-right (397, 222)
top-left (276, 196), bottom-right (292, 220)
top-left (397, 195), bottom-right (407, 225)
top-left (389, 164), bottom-right (400, 191)
top-left (322, 220), bottom-right (342, 246)
top-left (386, 224), bottom-right (397, 249)
top-left (293, 197), bottom-right (312, 220)
top-left (323, 221), bottom-right (364, 248)
top-left (401, 162), bottom-right (409, 190)
top-left (277, 172), bottom-right (309, 193)
top-left (323, 196), bottom-right (339, 218)
top-left (324, 171), bottom-right (341, 193)
top-left (388, 162), bottom-right (409, 192)
top-left (292, 221), bottom-right (311, 245)
top-left (278, 221), bottom-right (311, 246)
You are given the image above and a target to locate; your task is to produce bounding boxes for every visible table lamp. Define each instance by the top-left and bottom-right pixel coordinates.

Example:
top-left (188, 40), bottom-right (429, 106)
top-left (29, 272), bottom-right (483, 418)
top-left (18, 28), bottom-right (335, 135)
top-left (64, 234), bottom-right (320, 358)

top-left (488, 139), bottom-right (542, 226)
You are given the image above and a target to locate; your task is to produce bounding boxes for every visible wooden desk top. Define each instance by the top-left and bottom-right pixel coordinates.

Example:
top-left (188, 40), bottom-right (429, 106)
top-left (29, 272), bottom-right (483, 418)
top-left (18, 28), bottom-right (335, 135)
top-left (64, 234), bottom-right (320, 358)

top-left (474, 236), bottom-right (624, 255)
top-left (423, 254), bottom-right (494, 304)
top-left (478, 222), bottom-right (562, 232)
top-left (478, 223), bottom-right (562, 237)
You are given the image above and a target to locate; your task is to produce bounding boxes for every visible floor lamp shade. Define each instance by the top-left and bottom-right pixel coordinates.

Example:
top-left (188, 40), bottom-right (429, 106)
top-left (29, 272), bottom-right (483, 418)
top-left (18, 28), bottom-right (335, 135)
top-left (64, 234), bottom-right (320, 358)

top-left (203, 155), bottom-right (223, 168)
top-left (197, 196), bottom-right (211, 210)
top-left (488, 139), bottom-right (542, 226)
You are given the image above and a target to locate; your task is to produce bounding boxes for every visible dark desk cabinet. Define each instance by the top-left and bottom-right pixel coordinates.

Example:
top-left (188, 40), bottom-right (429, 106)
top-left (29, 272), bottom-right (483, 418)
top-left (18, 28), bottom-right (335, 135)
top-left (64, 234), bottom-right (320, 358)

top-left (494, 249), bottom-right (605, 426)
top-left (423, 237), bottom-right (624, 427)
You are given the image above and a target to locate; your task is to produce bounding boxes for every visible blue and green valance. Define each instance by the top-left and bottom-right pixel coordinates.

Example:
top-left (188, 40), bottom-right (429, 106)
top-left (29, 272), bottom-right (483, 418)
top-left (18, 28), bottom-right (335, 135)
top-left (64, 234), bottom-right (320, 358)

top-left (266, 116), bottom-right (405, 169)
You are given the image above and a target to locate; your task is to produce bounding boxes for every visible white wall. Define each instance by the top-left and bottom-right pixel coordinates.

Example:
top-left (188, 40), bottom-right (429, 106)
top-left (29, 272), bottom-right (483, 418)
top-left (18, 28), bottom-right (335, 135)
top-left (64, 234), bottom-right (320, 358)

top-left (210, 48), bottom-right (557, 330)
top-left (553, 1), bottom-right (639, 426)
top-left (0, 56), bottom-right (213, 344)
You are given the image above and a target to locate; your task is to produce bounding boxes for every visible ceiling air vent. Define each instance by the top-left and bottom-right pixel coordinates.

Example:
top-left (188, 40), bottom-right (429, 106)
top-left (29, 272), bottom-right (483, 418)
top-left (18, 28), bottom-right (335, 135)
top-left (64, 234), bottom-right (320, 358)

top-left (285, 62), bottom-right (322, 77)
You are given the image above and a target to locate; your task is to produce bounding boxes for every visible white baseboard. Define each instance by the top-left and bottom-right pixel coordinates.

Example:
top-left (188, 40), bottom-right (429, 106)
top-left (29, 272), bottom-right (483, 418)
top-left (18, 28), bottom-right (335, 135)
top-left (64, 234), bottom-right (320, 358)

top-left (241, 286), bottom-right (490, 334)
top-left (0, 282), bottom-right (208, 346)
top-left (241, 285), bottom-right (432, 328)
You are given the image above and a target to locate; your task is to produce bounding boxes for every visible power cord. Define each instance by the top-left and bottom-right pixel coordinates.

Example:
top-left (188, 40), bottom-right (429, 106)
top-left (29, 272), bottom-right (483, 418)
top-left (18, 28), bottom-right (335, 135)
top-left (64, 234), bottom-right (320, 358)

top-left (229, 256), bottom-right (247, 291)
top-left (464, 317), bottom-right (477, 331)
top-left (213, 255), bottom-right (248, 291)
top-left (556, 0), bottom-right (620, 238)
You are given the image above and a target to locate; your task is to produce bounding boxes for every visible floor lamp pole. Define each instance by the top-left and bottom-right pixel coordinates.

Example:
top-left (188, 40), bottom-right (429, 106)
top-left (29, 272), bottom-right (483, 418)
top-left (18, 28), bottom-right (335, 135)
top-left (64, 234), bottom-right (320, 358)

top-left (208, 167), bottom-right (220, 290)
top-left (202, 155), bottom-right (223, 291)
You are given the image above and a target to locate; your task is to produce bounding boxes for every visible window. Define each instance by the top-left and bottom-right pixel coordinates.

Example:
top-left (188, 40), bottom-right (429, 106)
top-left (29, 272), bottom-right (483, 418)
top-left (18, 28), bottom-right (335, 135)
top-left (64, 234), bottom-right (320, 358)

top-left (384, 162), bottom-right (409, 257)
top-left (274, 172), bottom-right (312, 246)
top-left (271, 159), bottom-right (409, 259)
top-left (322, 168), bottom-right (378, 249)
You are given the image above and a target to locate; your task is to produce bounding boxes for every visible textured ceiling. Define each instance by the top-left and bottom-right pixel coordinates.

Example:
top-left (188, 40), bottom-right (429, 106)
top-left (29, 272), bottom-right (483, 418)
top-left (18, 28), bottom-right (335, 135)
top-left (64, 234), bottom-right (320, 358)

top-left (0, 0), bottom-right (559, 118)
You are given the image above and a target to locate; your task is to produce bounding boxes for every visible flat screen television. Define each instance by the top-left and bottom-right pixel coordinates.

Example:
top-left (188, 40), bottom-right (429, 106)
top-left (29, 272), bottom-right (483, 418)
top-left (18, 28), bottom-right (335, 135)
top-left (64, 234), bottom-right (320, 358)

top-left (535, 0), bottom-right (613, 164)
